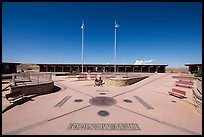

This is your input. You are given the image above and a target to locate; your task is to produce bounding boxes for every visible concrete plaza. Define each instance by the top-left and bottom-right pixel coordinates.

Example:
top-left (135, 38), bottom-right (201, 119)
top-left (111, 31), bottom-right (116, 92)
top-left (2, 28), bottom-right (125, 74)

top-left (2, 73), bottom-right (202, 135)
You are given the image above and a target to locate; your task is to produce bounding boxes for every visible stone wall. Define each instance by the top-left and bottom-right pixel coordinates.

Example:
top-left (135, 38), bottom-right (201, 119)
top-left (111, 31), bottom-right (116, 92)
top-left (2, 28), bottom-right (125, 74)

top-left (11, 81), bottom-right (54, 95)
top-left (192, 78), bottom-right (202, 114)
top-left (107, 76), bottom-right (149, 86)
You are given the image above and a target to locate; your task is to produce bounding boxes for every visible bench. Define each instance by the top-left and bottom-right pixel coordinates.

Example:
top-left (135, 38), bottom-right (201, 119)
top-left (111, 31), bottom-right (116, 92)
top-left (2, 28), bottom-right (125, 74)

top-left (5, 90), bottom-right (26, 103)
top-left (90, 75), bottom-right (97, 79)
top-left (172, 76), bottom-right (197, 81)
top-left (76, 74), bottom-right (87, 80)
top-left (175, 80), bottom-right (193, 88)
top-left (168, 88), bottom-right (186, 98)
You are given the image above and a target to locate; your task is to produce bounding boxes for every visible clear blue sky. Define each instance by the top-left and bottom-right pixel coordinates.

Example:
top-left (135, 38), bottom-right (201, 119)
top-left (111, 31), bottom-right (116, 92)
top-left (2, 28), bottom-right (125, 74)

top-left (2, 2), bottom-right (202, 67)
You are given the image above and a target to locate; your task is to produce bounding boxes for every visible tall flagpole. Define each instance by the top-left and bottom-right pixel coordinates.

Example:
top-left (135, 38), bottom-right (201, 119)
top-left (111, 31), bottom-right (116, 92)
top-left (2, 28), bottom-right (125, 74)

top-left (81, 19), bottom-right (84, 74)
top-left (114, 20), bottom-right (119, 73)
top-left (114, 20), bottom-right (117, 73)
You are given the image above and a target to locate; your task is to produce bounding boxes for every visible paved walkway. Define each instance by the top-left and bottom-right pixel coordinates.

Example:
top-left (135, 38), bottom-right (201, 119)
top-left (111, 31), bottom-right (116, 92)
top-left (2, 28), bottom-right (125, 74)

top-left (2, 73), bottom-right (202, 135)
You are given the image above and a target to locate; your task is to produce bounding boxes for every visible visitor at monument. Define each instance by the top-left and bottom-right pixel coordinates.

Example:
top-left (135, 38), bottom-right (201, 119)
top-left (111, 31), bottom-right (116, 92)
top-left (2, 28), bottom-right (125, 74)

top-left (98, 77), bottom-right (103, 86)
top-left (94, 78), bottom-right (99, 87)
top-left (94, 77), bottom-right (103, 87)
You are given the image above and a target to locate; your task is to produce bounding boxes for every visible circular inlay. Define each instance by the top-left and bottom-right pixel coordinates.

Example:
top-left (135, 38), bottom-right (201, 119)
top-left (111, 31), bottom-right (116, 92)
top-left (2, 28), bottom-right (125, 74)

top-left (123, 99), bottom-right (133, 103)
top-left (89, 96), bottom-right (117, 106)
top-left (74, 99), bottom-right (83, 102)
top-left (98, 110), bottom-right (110, 117)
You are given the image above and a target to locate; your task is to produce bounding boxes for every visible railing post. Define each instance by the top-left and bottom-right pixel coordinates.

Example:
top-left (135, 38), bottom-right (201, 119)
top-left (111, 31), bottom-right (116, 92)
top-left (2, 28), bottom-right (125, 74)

top-left (10, 73), bottom-right (16, 86)
top-left (12, 73), bottom-right (15, 83)
top-left (28, 72), bottom-right (30, 81)
top-left (50, 72), bottom-right (52, 81)
top-left (37, 73), bottom-right (39, 85)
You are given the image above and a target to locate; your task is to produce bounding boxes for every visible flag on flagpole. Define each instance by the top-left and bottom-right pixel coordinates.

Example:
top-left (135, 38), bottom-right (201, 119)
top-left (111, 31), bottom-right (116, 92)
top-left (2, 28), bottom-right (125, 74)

top-left (115, 20), bottom-right (119, 28)
top-left (81, 19), bottom-right (84, 29)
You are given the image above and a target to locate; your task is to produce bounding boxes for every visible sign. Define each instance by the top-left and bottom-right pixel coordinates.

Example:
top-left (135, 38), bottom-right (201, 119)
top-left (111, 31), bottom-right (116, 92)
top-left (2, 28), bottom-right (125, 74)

top-left (67, 123), bottom-right (141, 130)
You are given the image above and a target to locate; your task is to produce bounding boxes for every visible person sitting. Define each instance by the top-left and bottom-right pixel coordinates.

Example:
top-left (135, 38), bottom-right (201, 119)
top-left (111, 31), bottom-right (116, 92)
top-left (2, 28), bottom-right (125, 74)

top-left (94, 77), bottom-right (103, 87)
top-left (94, 78), bottom-right (100, 87)
top-left (98, 77), bottom-right (103, 86)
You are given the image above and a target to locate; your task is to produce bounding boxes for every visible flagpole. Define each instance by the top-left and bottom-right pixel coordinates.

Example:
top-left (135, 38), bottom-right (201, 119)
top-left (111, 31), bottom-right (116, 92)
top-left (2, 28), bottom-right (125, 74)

top-left (81, 19), bottom-right (84, 74)
top-left (114, 20), bottom-right (117, 73)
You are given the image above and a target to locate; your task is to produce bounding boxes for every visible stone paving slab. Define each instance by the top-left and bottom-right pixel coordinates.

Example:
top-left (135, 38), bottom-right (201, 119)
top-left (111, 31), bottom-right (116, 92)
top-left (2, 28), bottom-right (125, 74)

top-left (2, 73), bottom-right (202, 135)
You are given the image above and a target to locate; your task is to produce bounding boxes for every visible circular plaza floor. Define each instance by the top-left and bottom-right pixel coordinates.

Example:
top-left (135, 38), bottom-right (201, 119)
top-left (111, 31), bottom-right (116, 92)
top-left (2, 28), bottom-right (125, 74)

top-left (2, 73), bottom-right (202, 135)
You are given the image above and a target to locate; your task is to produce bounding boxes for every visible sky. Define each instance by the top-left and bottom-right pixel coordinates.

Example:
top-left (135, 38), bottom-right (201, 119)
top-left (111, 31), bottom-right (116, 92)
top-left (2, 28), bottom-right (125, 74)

top-left (2, 2), bottom-right (202, 67)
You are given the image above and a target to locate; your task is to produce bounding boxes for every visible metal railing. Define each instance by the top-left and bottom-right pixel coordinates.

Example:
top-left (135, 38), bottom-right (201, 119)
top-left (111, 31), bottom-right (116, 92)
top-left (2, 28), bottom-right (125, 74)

top-left (3, 72), bottom-right (53, 85)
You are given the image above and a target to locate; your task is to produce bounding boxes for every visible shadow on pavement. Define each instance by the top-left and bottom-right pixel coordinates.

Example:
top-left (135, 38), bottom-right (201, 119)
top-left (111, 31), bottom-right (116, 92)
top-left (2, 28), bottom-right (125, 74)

top-left (2, 95), bottom-right (37, 114)
top-left (2, 85), bottom-right (61, 114)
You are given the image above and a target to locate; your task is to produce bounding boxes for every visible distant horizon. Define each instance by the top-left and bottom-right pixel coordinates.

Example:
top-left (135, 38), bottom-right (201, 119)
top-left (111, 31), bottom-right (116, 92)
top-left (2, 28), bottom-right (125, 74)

top-left (2, 2), bottom-right (202, 68)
